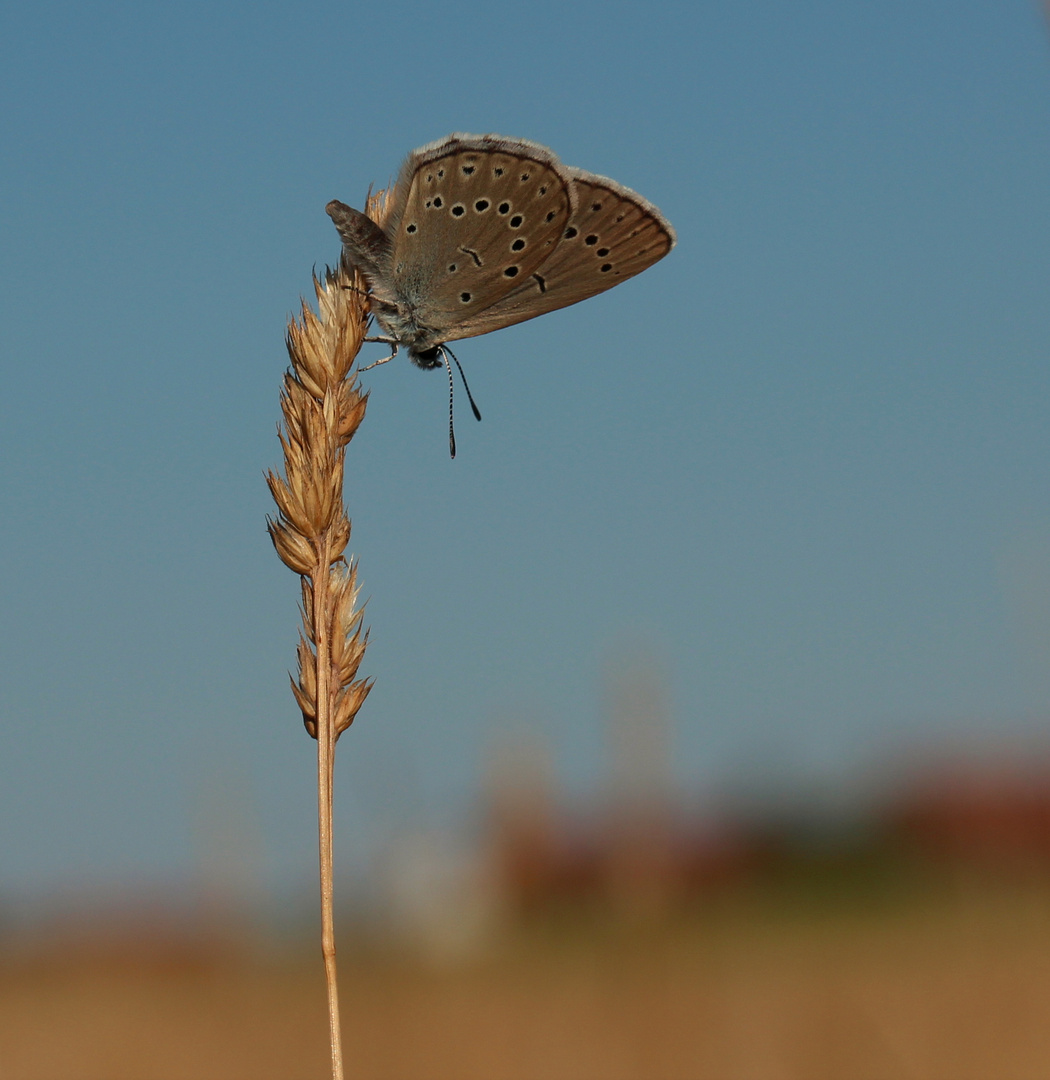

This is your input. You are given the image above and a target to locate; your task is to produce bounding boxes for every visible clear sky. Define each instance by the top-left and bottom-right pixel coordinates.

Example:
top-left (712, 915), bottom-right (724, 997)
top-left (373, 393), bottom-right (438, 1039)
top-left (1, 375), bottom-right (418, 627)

top-left (2, 1), bottom-right (1050, 904)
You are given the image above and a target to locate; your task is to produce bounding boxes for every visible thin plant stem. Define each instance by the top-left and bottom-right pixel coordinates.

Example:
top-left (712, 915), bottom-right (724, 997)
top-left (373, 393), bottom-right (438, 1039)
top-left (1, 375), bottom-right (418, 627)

top-left (267, 230), bottom-right (379, 1077)
top-left (314, 547), bottom-right (342, 1080)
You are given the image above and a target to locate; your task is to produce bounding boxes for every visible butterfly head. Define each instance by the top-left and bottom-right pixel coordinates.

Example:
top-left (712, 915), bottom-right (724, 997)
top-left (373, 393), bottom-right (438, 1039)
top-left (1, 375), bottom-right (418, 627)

top-left (407, 345), bottom-right (445, 370)
top-left (365, 294), bottom-right (447, 369)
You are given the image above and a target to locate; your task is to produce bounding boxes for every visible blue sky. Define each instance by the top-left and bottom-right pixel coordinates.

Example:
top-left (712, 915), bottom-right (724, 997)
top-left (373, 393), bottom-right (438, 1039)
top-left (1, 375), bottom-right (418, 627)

top-left (2, 1), bottom-right (1050, 902)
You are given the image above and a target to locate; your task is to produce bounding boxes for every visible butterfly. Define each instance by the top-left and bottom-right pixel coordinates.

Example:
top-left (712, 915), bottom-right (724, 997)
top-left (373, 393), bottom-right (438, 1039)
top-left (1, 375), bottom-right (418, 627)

top-left (326, 133), bottom-right (675, 454)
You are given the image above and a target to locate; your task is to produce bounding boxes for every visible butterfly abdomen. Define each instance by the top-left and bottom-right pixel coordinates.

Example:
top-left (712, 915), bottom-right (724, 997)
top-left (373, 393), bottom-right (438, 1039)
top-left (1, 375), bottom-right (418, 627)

top-left (325, 200), bottom-right (391, 279)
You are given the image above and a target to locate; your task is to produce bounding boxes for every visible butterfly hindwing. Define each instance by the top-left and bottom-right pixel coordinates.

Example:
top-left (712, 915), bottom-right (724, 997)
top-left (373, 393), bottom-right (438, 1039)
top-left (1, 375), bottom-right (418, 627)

top-left (439, 169), bottom-right (676, 342)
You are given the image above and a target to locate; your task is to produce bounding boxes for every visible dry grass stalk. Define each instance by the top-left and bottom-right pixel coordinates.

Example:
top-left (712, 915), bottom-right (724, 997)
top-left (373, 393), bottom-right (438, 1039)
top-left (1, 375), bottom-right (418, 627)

top-left (266, 195), bottom-right (385, 1078)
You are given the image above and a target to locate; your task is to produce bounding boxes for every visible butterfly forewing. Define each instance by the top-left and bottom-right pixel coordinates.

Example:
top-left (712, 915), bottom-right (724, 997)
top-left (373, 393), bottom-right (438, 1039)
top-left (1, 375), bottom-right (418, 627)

top-left (443, 170), bottom-right (675, 340)
top-left (387, 139), bottom-right (573, 336)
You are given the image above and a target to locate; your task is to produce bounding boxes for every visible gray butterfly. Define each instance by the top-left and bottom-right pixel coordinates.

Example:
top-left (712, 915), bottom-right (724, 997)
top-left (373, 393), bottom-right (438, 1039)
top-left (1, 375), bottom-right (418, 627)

top-left (326, 133), bottom-right (676, 453)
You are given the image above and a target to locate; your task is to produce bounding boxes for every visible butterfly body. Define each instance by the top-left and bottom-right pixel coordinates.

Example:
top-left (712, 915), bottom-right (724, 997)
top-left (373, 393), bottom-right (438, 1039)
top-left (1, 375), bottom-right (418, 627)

top-left (326, 133), bottom-right (675, 368)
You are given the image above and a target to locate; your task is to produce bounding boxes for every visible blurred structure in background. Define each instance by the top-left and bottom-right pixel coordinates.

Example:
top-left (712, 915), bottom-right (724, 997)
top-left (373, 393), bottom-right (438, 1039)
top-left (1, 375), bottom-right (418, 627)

top-left (892, 752), bottom-right (1050, 877)
top-left (375, 826), bottom-right (498, 960)
top-left (11, 673), bottom-right (1050, 1077)
top-left (602, 654), bottom-right (678, 919)
top-left (485, 730), bottom-right (565, 917)
top-left (479, 660), bottom-right (1050, 930)
top-left (483, 656), bottom-right (759, 928)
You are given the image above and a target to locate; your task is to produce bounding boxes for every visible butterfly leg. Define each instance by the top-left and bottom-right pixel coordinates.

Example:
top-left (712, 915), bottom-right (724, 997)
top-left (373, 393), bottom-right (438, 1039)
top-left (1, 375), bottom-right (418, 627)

top-left (359, 338), bottom-right (399, 371)
top-left (336, 283), bottom-right (372, 300)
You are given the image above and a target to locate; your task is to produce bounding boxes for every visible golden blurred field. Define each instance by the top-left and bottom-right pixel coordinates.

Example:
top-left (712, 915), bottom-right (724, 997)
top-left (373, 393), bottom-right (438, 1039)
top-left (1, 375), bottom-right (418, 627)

top-left (4, 880), bottom-right (1050, 1080)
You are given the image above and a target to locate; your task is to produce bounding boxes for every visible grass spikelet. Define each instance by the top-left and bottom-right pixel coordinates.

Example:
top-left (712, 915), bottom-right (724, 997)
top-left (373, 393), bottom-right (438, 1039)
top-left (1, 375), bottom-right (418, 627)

top-left (266, 207), bottom-right (383, 1077)
top-left (267, 266), bottom-right (373, 735)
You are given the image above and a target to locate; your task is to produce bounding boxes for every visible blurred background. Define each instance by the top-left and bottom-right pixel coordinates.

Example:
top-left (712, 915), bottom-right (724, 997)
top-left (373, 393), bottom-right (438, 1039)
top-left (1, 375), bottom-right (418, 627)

top-left (3, 1), bottom-right (1050, 1077)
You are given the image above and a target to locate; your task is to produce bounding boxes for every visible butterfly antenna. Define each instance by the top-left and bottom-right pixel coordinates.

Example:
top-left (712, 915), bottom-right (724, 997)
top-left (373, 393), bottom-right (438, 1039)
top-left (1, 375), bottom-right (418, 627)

top-left (443, 345), bottom-right (482, 422)
top-left (441, 348), bottom-right (457, 459)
